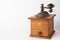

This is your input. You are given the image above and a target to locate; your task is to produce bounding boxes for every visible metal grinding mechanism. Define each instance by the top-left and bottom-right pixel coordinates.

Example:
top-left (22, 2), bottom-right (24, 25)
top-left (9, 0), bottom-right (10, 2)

top-left (35, 3), bottom-right (55, 18)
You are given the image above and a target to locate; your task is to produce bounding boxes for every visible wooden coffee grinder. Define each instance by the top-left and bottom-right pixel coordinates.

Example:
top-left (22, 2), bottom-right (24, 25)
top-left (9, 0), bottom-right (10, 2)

top-left (28, 3), bottom-right (56, 39)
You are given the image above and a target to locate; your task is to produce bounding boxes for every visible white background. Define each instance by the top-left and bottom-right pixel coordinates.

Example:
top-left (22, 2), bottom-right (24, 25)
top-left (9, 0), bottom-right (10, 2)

top-left (0, 0), bottom-right (60, 40)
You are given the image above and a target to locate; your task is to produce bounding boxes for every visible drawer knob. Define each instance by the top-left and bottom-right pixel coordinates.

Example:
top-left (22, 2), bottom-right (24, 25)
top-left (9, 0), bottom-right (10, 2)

top-left (38, 32), bottom-right (42, 35)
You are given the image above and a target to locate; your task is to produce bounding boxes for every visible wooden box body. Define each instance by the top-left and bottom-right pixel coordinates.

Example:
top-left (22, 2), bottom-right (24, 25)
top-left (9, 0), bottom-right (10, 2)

top-left (28, 14), bottom-right (56, 38)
